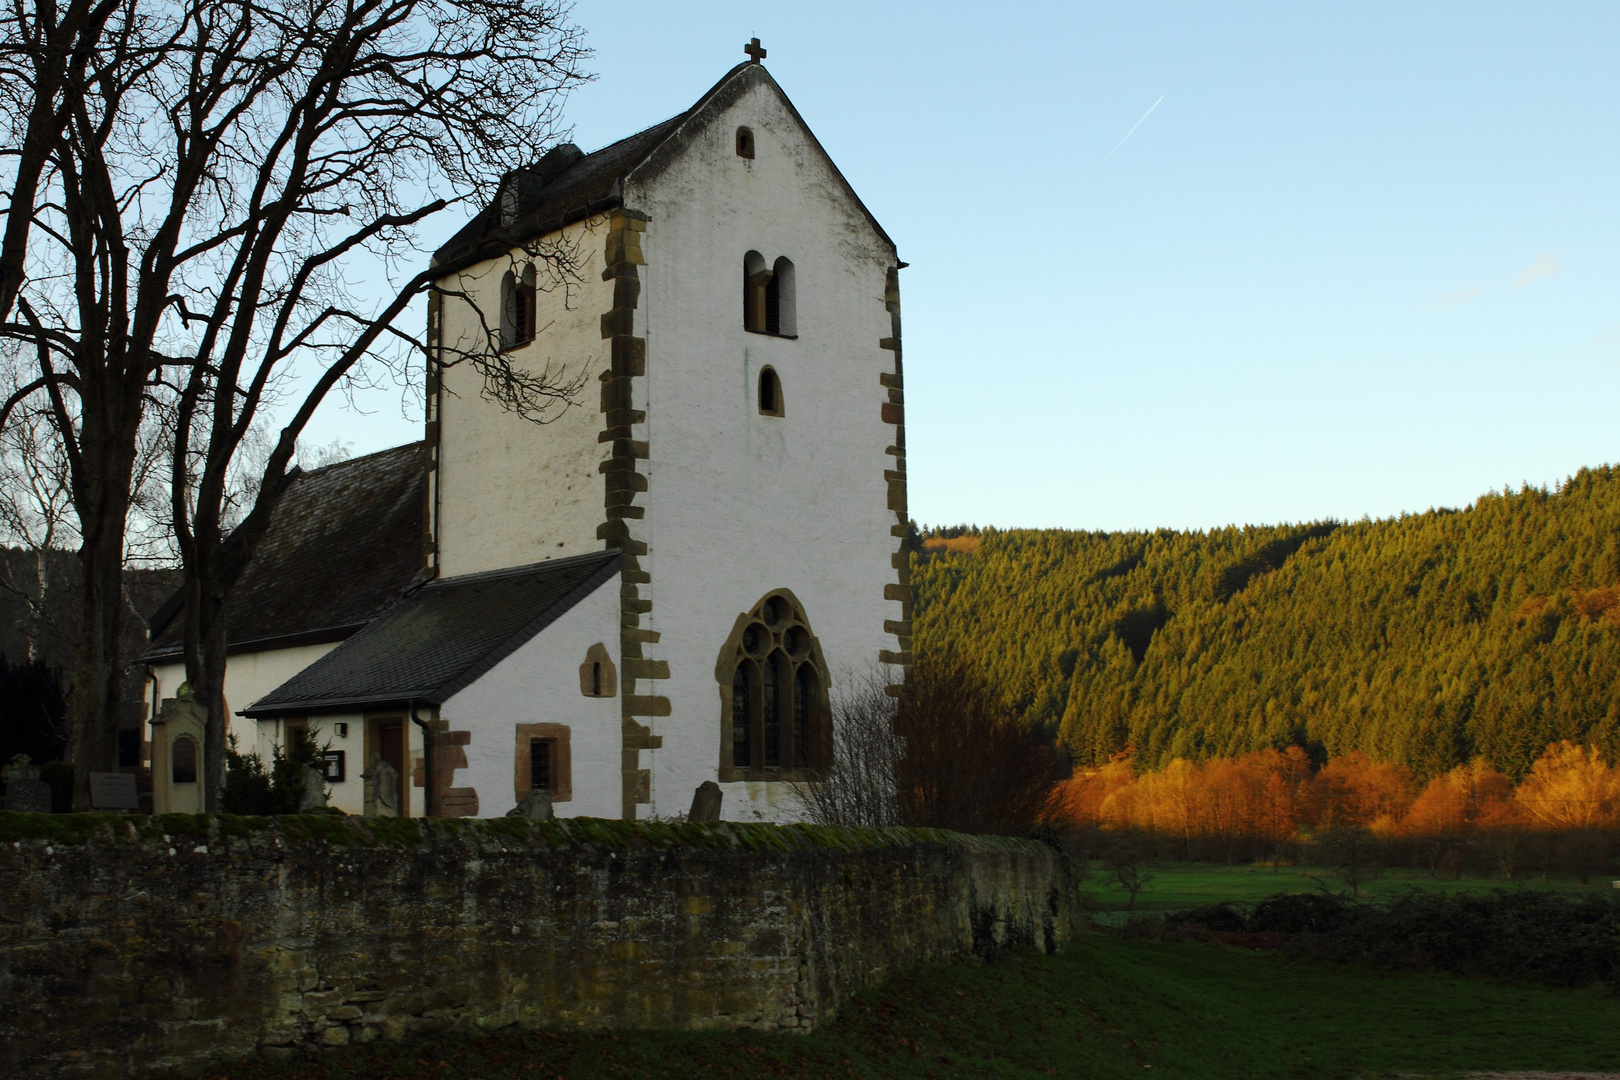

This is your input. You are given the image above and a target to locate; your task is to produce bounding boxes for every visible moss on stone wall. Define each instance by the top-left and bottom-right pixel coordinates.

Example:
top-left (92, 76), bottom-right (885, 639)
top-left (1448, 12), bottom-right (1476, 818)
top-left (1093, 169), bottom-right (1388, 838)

top-left (0, 812), bottom-right (1068, 1079)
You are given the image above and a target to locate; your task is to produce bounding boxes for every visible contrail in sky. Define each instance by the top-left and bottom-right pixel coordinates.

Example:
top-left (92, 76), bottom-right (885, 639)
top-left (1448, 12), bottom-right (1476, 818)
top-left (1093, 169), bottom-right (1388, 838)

top-left (1086, 95), bottom-right (1165, 180)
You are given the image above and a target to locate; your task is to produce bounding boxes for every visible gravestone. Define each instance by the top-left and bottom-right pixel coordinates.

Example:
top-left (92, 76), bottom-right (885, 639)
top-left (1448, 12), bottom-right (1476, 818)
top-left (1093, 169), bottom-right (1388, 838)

top-left (88, 772), bottom-right (139, 811)
top-left (298, 765), bottom-right (328, 811)
top-left (507, 788), bottom-right (553, 821)
top-left (2, 755), bottom-right (52, 814)
top-left (362, 753), bottom-right (400, 818)
top-left (688, 780), bottom-right (723, 823)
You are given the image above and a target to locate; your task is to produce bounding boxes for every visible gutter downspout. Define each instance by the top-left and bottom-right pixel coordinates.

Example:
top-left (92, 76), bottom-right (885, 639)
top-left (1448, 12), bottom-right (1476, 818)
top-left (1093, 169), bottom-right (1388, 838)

top-left (410, 701), bottom-right (433, 818)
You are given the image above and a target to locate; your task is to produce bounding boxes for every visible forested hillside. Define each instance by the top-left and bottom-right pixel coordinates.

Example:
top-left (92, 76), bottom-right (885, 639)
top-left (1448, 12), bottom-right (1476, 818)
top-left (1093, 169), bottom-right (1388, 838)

top-left (911, 467), bottom-right (1620, 779)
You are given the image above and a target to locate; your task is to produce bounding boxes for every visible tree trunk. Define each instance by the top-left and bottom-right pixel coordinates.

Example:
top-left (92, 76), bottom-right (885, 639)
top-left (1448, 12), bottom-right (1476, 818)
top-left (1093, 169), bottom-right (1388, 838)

top-left (180, 532), bottom-right (234, 812)
top-left (67, 527), bottom-right (126, 810)
top-left (65, 402), bottom-right (139, 811)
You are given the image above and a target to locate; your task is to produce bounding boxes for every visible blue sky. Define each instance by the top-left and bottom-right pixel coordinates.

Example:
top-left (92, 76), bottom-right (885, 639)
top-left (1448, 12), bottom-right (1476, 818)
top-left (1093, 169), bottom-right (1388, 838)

top-left (308, 2), bottom-right (1620, 531)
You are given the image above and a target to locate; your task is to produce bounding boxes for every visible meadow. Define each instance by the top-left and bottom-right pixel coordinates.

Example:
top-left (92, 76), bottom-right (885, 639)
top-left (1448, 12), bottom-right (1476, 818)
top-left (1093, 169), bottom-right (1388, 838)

top-left (1076, 858), bottom-right (1608, 920)
top-left (215, 927), bottom-right (1620, 1080)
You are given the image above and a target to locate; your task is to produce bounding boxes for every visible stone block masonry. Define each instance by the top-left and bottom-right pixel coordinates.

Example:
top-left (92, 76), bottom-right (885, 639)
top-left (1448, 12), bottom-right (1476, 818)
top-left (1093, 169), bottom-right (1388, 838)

top-left (0, 814), bottom-right (1071, 1078)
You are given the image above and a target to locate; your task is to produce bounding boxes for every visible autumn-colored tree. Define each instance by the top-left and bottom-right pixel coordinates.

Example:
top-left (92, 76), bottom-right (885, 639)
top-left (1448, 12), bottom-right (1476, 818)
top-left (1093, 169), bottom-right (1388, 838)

top-left (1400, 758), bottom-right (1515, 838)
top-left (1311, 752), bottom-right (1416, 832)
top-left (1514, 742), bottom-right (1620, 830)
top-left (1046, 755), bottom-right (1133, 828)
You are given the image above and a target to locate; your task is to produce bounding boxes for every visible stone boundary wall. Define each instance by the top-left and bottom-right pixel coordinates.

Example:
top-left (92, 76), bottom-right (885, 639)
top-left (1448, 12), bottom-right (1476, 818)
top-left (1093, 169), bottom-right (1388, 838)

top-left (0, 814), bottom-right (1071, 1078)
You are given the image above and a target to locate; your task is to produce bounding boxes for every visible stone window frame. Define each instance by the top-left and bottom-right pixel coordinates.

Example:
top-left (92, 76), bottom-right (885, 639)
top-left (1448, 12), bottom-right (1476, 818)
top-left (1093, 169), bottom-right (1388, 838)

top-left (514, 722), bottom-right (572, 803)
top-left (757, 365), bottom-right (784, 417)
top-left (715, 589), bottom-right (830, 782)
top-left (579, 641), bottom-right (617, 697)
top-left (735, 125), bottom-right (755, 159)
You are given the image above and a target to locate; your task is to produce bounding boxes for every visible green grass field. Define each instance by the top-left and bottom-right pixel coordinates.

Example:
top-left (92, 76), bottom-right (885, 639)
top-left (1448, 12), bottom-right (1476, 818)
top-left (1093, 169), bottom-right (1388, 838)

top-left (218, 932), bottom-right (1620, 1080)
top-left (1078, 859), bottom-right (1611, 921)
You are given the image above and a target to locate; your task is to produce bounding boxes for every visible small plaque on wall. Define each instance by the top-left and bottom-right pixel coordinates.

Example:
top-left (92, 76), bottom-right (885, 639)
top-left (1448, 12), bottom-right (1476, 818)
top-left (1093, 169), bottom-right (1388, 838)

top-left (323, 750), bottom-right (346, 783)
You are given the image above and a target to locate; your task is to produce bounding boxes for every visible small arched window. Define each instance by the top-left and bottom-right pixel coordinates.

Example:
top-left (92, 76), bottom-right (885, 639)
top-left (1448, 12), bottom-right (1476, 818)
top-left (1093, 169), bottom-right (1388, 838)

top-left (758, 366), bottom-right (783, 416)
top-left (770, 257), bottom-right (795, 336)
top-left (500, 263), bottom-right (537, 350)
top-left (172, 735), bottom-right (198, 785)
top-left (743, 250), bottom-right (768, 332)
top-left (718, 591), bottom-right (829, 779)
top-left (742, 252), bottom-right (796, 337)
top-left (736, 126), bottom-right (755, 159)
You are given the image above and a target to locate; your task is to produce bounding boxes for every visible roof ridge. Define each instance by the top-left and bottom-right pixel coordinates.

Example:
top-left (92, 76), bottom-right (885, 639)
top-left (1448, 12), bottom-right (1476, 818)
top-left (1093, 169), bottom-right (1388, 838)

top-left (297, 439), bottom-right (424, 479)
top-left (422, 548), bottom-right (619, 590)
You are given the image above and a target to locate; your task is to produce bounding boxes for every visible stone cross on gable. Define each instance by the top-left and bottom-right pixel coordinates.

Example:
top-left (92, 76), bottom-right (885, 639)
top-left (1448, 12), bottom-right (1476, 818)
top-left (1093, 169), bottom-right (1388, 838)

top-left (744, 37), bottom-right (766, 64)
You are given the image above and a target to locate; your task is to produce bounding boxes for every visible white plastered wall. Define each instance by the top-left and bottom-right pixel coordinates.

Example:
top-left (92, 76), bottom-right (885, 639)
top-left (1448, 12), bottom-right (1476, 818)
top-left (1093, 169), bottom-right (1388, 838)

top-left (150, 642), bottom-right (338, 762)
top-left (434, 218), bottom-right (617, 576)
top-left (439, 572), bottom-right (621, 818)
top-left (624, 79), bottom-right (902, 821)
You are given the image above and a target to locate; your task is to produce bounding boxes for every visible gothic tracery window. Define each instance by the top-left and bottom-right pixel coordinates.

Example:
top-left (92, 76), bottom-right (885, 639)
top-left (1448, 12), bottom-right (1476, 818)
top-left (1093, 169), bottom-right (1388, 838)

top-left (718, 591), bottom-right (829, 778)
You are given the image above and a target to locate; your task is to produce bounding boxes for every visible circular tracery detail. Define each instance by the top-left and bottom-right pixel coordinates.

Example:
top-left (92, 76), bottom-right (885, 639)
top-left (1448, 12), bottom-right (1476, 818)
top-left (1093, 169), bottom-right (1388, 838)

top-left (717, 590), bottom-right (829, 779)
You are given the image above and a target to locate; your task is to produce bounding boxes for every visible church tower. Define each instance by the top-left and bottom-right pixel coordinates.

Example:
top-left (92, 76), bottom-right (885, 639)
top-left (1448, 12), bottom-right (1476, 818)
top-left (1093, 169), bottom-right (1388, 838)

top-left (236, 40), bottom-right (913, 819)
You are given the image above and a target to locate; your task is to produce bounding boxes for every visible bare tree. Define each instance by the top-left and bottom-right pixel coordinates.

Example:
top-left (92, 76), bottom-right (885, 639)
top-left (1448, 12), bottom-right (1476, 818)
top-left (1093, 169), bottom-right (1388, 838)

top-left (0, 0), bottom-right (590, 807)
top-left (893, 650), bottom-right (1064, 835)
top-left (794, 670), bottom-right (904, 827)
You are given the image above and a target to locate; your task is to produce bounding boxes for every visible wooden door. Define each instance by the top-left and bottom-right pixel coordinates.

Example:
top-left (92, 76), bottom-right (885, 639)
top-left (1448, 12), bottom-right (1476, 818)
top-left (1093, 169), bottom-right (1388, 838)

top-left (374, 719), bottom-right (406, 816)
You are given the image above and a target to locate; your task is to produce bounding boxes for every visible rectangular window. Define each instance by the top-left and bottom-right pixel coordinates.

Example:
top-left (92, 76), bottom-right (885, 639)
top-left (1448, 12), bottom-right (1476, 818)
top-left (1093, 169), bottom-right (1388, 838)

top-left (529, 738), bottom-right (554, 793)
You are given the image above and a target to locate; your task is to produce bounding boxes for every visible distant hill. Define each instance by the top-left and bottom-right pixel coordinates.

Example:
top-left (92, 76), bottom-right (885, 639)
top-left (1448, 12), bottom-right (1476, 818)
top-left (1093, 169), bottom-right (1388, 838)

top-left (910, 467), bottom-right (1620, 779)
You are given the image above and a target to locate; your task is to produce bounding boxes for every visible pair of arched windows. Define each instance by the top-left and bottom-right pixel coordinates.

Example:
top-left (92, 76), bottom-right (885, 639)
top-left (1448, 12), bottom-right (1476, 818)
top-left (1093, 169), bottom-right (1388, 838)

top-left (720, 592), bottom-right (828, 776)
top-left (743, 252), bottom-right (795, 337)
top-left (500, 264), bottom-right (537, 350)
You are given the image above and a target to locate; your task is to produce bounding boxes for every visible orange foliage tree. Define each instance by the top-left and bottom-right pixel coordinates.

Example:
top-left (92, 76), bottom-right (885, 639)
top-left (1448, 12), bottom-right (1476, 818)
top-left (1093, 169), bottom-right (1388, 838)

top-left (1513, 742), bottom-right (1620, 830)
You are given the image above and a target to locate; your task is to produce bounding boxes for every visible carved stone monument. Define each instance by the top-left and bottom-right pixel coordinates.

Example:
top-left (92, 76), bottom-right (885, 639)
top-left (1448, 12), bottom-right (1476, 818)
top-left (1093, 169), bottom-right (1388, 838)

top-left (506, 788), bottom-right (554, 821)
top-left (2, 755), bottom-right (52, 814)
top-left (688, 780), bottom-right (723, 823)
top-left (362, 752), bottom-right (400, 818)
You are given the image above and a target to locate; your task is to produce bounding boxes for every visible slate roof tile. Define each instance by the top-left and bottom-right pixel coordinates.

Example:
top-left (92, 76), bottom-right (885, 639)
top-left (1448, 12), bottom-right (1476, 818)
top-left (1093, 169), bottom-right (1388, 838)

top-left (143, 443), bottom-right (427, 661)
top-left (242, 550), bottom-right (620, 717)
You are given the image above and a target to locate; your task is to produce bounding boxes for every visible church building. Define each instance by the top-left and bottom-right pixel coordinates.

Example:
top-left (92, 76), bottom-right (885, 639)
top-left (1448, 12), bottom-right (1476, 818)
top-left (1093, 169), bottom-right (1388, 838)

top-left (143, 45), bottom-right (912, 822)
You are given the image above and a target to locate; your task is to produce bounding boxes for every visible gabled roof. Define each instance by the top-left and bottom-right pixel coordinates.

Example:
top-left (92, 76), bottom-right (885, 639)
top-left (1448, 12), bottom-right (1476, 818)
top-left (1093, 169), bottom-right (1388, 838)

top-left (432, 62), bottom-right (895, 272)
top-left (241, 550), bottom-right (621, 718)
top-left (142, 443), bottom-right (427, 662)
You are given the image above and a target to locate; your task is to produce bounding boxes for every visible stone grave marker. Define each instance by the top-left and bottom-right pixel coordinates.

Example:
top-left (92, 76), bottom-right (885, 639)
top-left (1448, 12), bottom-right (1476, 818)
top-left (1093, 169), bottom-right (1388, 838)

top-left (362, 753), bottom-right (400, 817)
top-left (89, 771), bottom-right (139, 811)
top-left (507, 788), bottom-right (554, 821)
top-left (298, 764), bottom-right (328, 811)
top-left (688, 780), bottom-right (723, 823)
top-left (2, 754), bottom-right (52, 813)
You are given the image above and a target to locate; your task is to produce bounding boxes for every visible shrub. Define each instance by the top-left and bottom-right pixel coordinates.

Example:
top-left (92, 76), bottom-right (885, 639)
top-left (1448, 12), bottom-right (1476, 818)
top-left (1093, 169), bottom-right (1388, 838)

top-left (220, 729), bottom-right (326, 815)
top-left (1176, 888), bottom-right (1620, 991)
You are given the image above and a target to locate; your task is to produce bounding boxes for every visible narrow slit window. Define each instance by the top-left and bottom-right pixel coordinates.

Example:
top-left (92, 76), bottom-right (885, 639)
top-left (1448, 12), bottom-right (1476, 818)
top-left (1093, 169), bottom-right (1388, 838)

top-left (529, 738), bottom-right (554, 793)
top-left (736, 126), bottom-right (755, 159)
